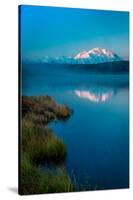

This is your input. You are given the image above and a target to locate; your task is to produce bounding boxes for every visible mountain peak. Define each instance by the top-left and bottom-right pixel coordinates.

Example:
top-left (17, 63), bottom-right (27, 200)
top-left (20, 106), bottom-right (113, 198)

top-left (38, 47), bottom-right (122, 64)
top-left (75, 47), bottom-right (115, 59)
top-left (74, 47), bottom-right (121, 63)
top-left (88, 47), bottom-right (114, 57)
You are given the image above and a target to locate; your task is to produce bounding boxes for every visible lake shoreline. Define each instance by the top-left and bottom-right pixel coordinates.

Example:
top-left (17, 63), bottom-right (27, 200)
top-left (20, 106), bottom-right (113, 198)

top-left (20, 95), bottom-right (74, 195)
top-left (21, 69), bottom-right (129, 192)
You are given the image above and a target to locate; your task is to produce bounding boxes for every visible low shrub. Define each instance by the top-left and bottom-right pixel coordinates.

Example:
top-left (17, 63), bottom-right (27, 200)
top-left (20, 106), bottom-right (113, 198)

top-left (22, 96), bottom-right (72, 122)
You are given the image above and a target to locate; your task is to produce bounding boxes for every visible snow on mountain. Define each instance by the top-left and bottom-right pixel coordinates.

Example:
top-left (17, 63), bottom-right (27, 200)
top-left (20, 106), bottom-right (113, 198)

top-left (41, 56), bottom-right (77, 64)
top-left (40, 47), bottom-right (122, 64)
top-left (74, 47), bottom-right (122, 64)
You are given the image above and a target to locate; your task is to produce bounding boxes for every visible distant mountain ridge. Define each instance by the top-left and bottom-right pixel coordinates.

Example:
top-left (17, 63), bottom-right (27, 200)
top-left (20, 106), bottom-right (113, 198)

top-left (23, 60), bottom-right (129, 74)
top-left (68, 61), bottom-right (129, 73)
top-left (39, 47), bottom-right (122, 64)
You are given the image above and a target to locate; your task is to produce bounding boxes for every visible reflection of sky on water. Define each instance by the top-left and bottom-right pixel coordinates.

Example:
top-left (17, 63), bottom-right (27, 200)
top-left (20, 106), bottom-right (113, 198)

top-left (74, 87), bottom-right (115, 103)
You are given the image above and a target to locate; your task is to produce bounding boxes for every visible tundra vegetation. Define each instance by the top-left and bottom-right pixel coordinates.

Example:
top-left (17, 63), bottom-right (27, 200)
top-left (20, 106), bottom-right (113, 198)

top-left (20, 96), bottom-right (74, 195)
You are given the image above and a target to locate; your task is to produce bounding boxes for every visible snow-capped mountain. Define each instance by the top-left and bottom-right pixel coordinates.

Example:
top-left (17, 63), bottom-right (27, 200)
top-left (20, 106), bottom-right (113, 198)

top-left (40, 47), bottom-right (122, 64)
top-left (41, 56), bottom-right (76, 64)
top-left (74, 47), bottom-right (122, 64)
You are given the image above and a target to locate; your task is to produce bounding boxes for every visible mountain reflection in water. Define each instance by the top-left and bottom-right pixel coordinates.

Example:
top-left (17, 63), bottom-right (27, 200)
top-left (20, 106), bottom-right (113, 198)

top-left (74, 88), bottom-right (114, 103)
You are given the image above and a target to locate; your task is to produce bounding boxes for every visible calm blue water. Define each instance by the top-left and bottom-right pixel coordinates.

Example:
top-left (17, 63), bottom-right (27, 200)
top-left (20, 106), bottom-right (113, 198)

top-left (22, 63), bottom-right (129, 190)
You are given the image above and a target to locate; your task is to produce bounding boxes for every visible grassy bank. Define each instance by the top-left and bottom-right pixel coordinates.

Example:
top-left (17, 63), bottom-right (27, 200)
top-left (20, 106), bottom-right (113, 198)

top-left (20, 96), bottom-right (74, 195)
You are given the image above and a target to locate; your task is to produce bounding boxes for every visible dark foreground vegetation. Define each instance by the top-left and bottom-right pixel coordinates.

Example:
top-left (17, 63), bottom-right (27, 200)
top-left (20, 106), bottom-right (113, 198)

top-left (20, 96), bottom-right (74, 195)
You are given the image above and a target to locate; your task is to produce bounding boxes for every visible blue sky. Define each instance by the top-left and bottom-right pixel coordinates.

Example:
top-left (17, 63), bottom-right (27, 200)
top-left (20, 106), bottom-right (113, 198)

top-left (20, 5), bottom-right (129, 61)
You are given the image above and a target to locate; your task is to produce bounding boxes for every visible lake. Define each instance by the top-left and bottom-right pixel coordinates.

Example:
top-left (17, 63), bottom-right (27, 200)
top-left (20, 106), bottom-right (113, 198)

top-left (22, 63), bottom-right (129, 190)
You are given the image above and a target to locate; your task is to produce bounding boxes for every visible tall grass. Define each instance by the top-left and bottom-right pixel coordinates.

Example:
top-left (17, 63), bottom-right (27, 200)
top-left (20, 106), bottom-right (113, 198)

top-left (20, 96), bottom-right (74, 195)
top-left (20, 153), bottom-right (73, 195)
top-left (22, 118), bottom-right (66, 165)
